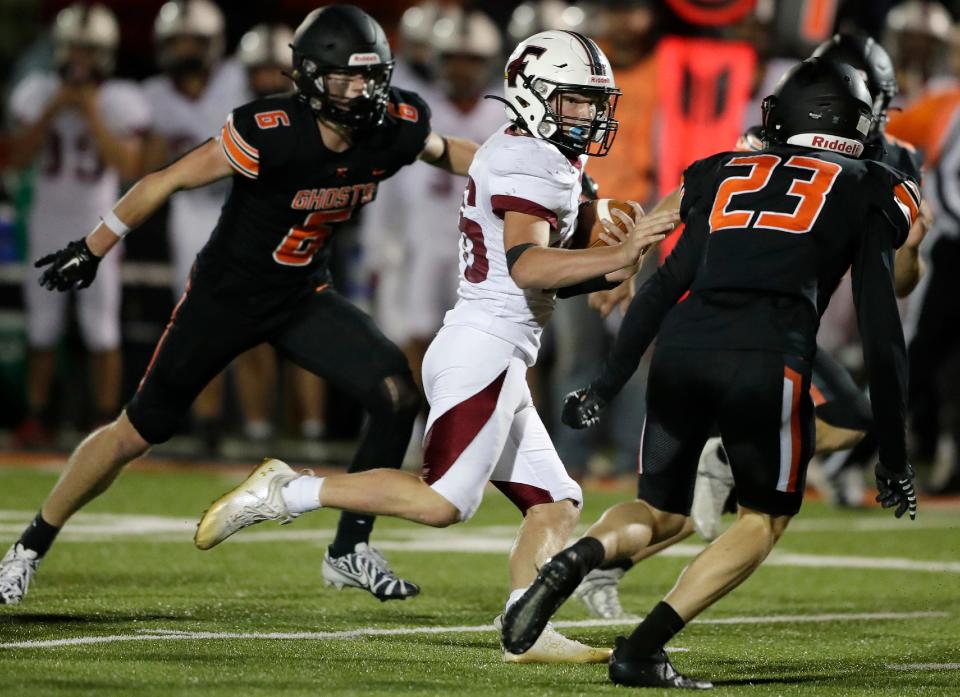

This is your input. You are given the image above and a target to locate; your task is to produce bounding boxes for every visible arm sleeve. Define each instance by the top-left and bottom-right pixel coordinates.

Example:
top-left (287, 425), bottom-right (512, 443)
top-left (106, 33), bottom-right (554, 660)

top-left (390, 89), bottom-right (433, 166)
top-left (218, 107), bottom-right (261, 180)
top-left (851, 208), bottom-right (909, 473)
top-left (591, 212), bottom-right (707, 400)
top-left (556, 276), bottom-right (620, 298)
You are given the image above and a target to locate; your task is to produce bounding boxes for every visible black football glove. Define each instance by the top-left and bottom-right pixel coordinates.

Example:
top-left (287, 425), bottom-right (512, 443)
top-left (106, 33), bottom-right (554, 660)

top-left (561, 387), bottom-right (607, 429)
top-left (875, 462), bottom-right (918, 520)
top-left (35, 238), bottom-right (101, 292)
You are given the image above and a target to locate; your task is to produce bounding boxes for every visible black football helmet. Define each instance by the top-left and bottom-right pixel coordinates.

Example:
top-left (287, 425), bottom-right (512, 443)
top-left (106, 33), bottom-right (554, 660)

top-left (761, 58), bottom-right (874, 157)
top-left (811, 32), bottom-right (897, 136)
top-left (290, 5), bottom-right (395, 129)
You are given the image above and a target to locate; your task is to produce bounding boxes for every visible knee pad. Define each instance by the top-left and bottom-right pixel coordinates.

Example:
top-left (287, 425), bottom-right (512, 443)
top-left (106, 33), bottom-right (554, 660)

top-left (372, 371), bottom-right (422, 417)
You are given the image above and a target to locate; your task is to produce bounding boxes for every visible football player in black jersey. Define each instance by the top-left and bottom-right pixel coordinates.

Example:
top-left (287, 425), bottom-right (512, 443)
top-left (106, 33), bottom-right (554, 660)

top-left (501, 59), bottom-right (920, 688)
top-left (0, 5), bottom-right (477, 607)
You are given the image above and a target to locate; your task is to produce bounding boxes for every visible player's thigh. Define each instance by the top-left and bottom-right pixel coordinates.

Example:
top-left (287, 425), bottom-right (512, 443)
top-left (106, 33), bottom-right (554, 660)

top-left (810, 347), bottom-right (871, 432)
top-left (76, 251), bottom-right (121, 351)
top-left (490, 398), bottom-right (582, 515)
top-left (637, 346), bottom-right (718, 515)
top-left (126, 278), bottom-right (264, 444)
top-left (271, 288), bottom-right (411, 405)
top-left (421, 326), bottom-right (528, 521)
top-left (23, 272), bottom-right (67, 348)
top-left (718, 351), bottom-right (814, 517)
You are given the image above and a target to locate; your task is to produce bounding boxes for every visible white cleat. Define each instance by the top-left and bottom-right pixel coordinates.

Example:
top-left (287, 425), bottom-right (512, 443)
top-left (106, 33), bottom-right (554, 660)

top-left (691, 437), bottom-right (735, 541)
top-left (0, 543), bottom-right (40, 605)
top-left (322, 543), bottom-right (420, 601)
top-left (494, 614), bottom-right (611, 664)
top-left (573, 567), bottom-right (638, 620)
top-left (195, 458), bottom-right (302, 550)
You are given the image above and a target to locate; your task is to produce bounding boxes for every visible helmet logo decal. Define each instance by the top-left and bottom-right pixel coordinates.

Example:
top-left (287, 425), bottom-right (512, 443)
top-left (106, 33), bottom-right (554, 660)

top-left (506, 45), bottom-right (546, 87)
top-left (348, 53), bottom-right (381, 66)
top-left (786, 133), bottom-right (864, 158)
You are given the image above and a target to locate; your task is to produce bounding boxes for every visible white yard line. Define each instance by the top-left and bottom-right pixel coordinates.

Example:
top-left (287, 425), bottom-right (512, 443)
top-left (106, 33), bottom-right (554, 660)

top-left (0, 611), bottom-right (946, 650)
top-left (886, 663), bottom-right (960, 671)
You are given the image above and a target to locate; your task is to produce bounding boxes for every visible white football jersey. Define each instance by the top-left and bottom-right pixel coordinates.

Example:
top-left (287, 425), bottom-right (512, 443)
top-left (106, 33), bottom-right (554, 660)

top-left (142, 59), bottom-right (247, 288)
top-left (9, 73), bottom-right (150, 242)
top-left (443, 127), bottom-right (586, 364)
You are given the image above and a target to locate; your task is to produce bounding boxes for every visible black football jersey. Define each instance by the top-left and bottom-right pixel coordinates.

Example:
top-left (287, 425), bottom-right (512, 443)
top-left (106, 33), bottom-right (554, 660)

top-left (196, 87), bottom-right (432, 296)
top-left (866, 132), bottom-right (924, 183)
top-left (595, 145), bottom-right (920, 471)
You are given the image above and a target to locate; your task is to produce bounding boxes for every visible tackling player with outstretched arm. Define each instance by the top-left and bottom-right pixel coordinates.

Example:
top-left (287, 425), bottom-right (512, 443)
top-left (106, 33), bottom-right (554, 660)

top-left (194, 29), bottom-right (677, 664)
top-left (0, 6), bottom-right (476, 607)
top-left (502, 59), bottom-right (918, 688)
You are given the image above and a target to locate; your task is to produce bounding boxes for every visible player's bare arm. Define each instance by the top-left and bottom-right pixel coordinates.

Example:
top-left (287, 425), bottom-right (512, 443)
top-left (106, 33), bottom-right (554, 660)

top-left (587, 187), bottom-right (683, 317)
top-left (419, 131), bottom-right (477, 175)
top-left (505, 208), bottom-right (677, 290)
top-left (86, 138), bottom-right (232, 257)
top-left (894, 199), bottom-right (931, 297)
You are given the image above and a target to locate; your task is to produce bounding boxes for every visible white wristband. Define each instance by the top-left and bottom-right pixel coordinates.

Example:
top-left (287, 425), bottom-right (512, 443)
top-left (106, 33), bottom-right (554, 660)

top-left (101, 210), bottom-right (130, 239)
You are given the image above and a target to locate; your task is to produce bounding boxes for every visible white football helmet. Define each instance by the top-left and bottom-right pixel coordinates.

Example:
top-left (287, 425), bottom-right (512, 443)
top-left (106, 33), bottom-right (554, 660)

top-left (431, 9), bottom-right (502, 59)
top-left (502, 30), bottom-right (620, 158)
top-left (52, 3), bottom-right (119, 78)
top-left (507, 0), bottom-right (588, 45)
top-left (154, 0), bottom-right (225, 72)
top-left (238, 23), bottom-right (294, 70)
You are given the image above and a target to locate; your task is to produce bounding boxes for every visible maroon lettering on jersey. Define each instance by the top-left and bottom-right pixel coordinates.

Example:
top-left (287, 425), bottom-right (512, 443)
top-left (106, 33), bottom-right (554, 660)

top-left (255, 110), bottom-right (291, 129)
top-left (387, 102), bottom-right (419, 122)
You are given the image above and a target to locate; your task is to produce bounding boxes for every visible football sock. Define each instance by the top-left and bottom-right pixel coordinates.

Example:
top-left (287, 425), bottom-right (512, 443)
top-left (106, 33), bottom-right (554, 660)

top-left (620, 601), bottom-right (685, 659)
top-left (281, 476), bottom-right (324, 516)
top-left (329, 512), bottom-right (374, 558)
top-left (18, 512), bottom-right (60, 558)
top-left (601, 558), bottom-right (634, 572)
top-left (505, 587), bottom-right (527, 612)
top-left (568, 537), bottom-right (606, 576)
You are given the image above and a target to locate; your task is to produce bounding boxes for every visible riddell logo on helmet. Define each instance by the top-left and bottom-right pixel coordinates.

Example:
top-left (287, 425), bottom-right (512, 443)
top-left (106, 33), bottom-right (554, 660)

top-left (811, 135), bottom-right (858, 154)
top-left (589, 75), bottom-right (610, 85)
top-left (786, 132), bottom-right (864, 157)
top-left (348, 53), bottom-right (381, 65)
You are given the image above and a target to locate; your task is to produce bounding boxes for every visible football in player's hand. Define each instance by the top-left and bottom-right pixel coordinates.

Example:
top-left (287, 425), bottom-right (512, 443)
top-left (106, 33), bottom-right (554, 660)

top-left (572, 198), bottom-right (638, 249)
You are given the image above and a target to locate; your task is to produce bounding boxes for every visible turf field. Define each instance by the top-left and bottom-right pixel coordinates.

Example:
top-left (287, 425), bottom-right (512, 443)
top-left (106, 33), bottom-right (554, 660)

top-left (1, 462), bottom-right (959, 696)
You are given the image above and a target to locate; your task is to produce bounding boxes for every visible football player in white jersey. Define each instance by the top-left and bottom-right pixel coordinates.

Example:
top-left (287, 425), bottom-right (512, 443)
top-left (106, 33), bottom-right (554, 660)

top-left (197, 30), bottom-right (678, 663)
top-left (8, 3), bottom-right (149, 444)
top-left (363, 9), bottom-right (504, 383)
top-left (141, 0), bottom-right (249, 450)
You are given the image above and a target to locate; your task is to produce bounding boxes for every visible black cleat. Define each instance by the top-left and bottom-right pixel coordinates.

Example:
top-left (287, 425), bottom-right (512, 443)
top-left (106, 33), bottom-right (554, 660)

top-left (609, 638), bottom-right (713, 690)
top-left (501, 549), bottom-right (584, 654)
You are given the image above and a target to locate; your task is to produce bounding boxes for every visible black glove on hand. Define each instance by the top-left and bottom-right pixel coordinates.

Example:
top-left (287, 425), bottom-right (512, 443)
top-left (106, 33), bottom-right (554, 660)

top-left (875, 462), bottom-right (918, 520)
top-left (561, 387), bottom-right (607, 429)
top-left (35, 238), bottom-right (101, 292)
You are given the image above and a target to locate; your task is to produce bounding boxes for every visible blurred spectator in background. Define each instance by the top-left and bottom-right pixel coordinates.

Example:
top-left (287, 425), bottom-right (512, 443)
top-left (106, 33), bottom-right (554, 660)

top-left (7, 3), bottom-right (149, 446)
top-left (886, 57), bottom-right (960, 494)
top-left (237, 21), bottom-right (326, 442)
top-left (142, 0), bottom-right (258, 452)
top-left (361, 6), bottom-right (503, 459)
top-left (393, 1), bottom-right (443, 96)
top-left (884, 0), bottom-right (956, 99)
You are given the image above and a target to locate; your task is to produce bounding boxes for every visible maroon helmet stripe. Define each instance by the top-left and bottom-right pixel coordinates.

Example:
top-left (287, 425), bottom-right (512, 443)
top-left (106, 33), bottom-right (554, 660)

top-left (563, 30), bottom-right (604, 75)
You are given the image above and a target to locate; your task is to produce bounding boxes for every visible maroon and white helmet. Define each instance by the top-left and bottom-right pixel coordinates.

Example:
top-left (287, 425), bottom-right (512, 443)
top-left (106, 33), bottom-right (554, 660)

top-left (154, 0), bottom-right (225, 71)
top-left (502, 30), bottom-right (620, 157)
top-left (53, 3), bottom-right (120, 78)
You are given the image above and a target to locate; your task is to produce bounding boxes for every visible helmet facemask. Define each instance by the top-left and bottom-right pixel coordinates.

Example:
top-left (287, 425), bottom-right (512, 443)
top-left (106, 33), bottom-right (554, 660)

top-left (518, 75), bottom-right (621, 158)
top-left (292, 55), bottom-right (394, 129)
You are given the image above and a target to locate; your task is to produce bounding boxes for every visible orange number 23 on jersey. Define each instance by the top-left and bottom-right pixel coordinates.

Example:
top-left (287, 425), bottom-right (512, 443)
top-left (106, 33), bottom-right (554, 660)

top-left (708, 154), bottom-right (842, 234)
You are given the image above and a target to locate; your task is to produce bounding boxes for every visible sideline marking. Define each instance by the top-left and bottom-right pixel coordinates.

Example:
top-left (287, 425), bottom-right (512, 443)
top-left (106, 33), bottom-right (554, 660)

top-left (886, 663), bottom-right (960, 671)
top-left (0, 611), bottom-right (946, 650)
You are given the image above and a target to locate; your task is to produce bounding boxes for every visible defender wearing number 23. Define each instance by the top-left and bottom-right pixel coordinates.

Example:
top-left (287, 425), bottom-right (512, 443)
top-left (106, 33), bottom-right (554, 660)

top-left (0, 6), bottom-right (477, 606)
top-left (502, 58), bottom-right (919, 689)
